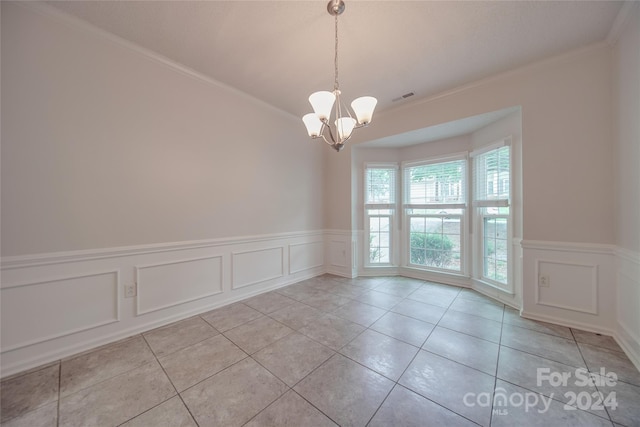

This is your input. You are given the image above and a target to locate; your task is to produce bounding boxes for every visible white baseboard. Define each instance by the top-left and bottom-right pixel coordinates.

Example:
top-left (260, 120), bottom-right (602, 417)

top-left (616, 322), bottom-right (640, 372)
top-left (519, 309), bottom-right (615, 336)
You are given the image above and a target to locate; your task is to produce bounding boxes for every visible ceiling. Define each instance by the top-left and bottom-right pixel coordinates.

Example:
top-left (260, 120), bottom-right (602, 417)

top-left (45, 1), bottom-right (623, 119)
top-left (360, 106), bottom-right (520, 148)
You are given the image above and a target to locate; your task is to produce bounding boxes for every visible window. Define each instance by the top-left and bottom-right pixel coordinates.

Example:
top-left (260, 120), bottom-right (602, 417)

top-left (472, 143), bottom-right (511, 290)
top-left (365, 165), bottom-right (396, 265)
top-left (404, 158), bottom-right (466, 273)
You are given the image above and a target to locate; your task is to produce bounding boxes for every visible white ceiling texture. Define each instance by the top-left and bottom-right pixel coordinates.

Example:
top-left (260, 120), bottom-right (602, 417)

top-left (46, 0), bottom-right (624, 125)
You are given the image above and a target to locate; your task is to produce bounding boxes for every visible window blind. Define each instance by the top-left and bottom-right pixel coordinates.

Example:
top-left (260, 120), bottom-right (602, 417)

top-left (365, 166), bottom-right (396, 207)
top-left (404, 159), bottom-right (466, 208)
top-left (473, 145), bottom-right (510, 207)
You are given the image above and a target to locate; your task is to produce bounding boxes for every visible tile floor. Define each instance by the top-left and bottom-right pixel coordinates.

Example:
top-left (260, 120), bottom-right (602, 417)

top-left (1, 275), bottom-right (639, 427)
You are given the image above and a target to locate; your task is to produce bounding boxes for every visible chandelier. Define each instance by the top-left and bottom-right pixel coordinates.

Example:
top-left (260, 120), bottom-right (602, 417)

top-left (302, 0), bottom-right (377, 152)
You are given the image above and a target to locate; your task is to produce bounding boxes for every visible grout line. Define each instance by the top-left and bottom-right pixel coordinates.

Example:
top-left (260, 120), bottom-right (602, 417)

top-left (56, 362), bottom-right (61, 427)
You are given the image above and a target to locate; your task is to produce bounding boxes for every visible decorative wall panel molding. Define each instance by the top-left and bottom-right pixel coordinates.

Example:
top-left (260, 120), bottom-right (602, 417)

top-left (289, 241), bottom-right (324, 275)
top-left (1, 270), bottom-right (119, 352)
top-left (534, 259), bottom-right (598, 314)
top-left (231, 246), bottom-right (284, 289)
top-left (136, 256), bottom-right (223, 315)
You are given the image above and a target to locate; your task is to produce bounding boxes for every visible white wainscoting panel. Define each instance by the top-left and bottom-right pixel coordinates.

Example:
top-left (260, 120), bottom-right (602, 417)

top-left (0, 231), bottom-right (325, 376)
top-left (1, 270), bottom-right (119, 352)
top-left (521, 240), bottom-right (615, 333)
top-left (231, 246), bottom-right (284, 289)
top-left (136, 256), bottom-right (223, 315)
top-left (329, 240), bottom-right (347, 268)
top-left (289, 241), bottom-right (324, 275)
top-left (324, 230), bottom-right (356, 278)
top-left (615, 248), bottom-right (640, 370)
top-left (535, 260), bottom-right (598, 314)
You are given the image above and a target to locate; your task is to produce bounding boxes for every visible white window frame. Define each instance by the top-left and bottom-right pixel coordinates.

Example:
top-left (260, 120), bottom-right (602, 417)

top-left (471, 138), bottom-right (514, 293)
top-left (364, 163), bottom-right (398, 267)
top-left (401, 154), bottom-right (469, 276)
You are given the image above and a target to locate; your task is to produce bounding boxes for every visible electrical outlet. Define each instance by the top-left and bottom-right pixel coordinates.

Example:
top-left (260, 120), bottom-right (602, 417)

top-left (124, 283), bottom-right (137, 298)
top-left (539, 275), bottom-right (550, 287)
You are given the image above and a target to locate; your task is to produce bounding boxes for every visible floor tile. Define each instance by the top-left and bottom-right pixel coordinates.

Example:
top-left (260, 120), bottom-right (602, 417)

top-left (333, 283), bottom-right (371, 298)
top-left (391, 298), bottom-right (447, 324)
top-left (59, 361), bottom-right (175, 427)
top-left (298, 313), bottom-right (365, 350)
top-left (121, 396), bottom-right (196, 427)
top-left (420, 282), bottom-right (462, 297)
top-left (60, 335), bottom-right (155, 397)
top-left (369, 385), bottom-right (477, 427)
top-left (252, 332), bottom-right (334, 386)
top-left (268, 301), bottom-right (326, 330)
top-left (340, 329), bottom-right (419, 381)
top-left (300, 292), bottom-right (352, 312)
top-left (606, 378), bottom-right (640, 426)
top-left (224, 315), bottom-right (294, 354)
top-left (0, 364), bottom-right (59, 423)
top-left (0, 401), bottom-right (57, 427)
top-left (243, 291), bottom-right (297, 314)
top-left (143, 316), bottom-right (218, 357)
top-left (407, 289), bottom-right (457, 308)
top-left (578, 342), bottom-right (640, 387)
top-left (276, 284), bottom-right (328, 302)
top-left (438, 310), bottom-right (503, 343)
top-left (497, 346), bottom-right (601, 414)
top-left (503, 308), bottom-right (573, 339)
top-left (181, 358), bottom-right (288, 427)
top-left (501, 324), bottom-right (585, 368)
top-left (331, 300), bottom-right (387, 326)
top-left (423, 326), bottom-right (499, 375)
top-left (354, 290), bottom-right (403, 310)
top-left (457, 288), bottom-right (504, 306)
top-left (572, 329), bottom-right (625, 353)
top-left (399, 350), bottom-right (495, 426)
top-left (200, 302), bottom-right (262, 332)
top-left (448, 298), bottom-right (504, 322)
top-left (294, 354), bottom-right (394, 427)
top-left (158, 334), bottom-right (247, 391)
top-left (391, 277), bottom-right (428, 286)
top-left (491, 379), bottom-right (612, 427)
top-left (347, 277), bottom-right (390, 290)
top-left (373, 281), bottom-right (420, 298)
top-left (370, 312), bottom-right (435, 347)
top-left (245, 390), bottom-right (338, 427)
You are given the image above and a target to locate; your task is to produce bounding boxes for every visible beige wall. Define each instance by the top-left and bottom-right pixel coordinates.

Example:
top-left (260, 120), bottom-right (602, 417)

top-left (328, 44), bottom-right (614, 245)
top-left (613, 3), bottom-right (640, 253)
top-left (612, 2), bottom-right (640, 368)
top-left (1, 3), bottom-right (324, 256)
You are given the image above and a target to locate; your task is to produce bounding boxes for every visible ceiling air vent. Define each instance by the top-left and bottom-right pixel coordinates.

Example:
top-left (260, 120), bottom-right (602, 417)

top-left (392, 92), bottom-right (415, 102)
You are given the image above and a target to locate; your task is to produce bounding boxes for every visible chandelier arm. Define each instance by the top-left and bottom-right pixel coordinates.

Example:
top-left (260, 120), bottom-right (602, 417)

top-left (321, 119), bottom-right (338, 144)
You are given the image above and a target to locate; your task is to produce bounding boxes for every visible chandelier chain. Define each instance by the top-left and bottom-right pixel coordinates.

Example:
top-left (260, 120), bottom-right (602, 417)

top-left (334, 12), bottom-right (339, 91)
